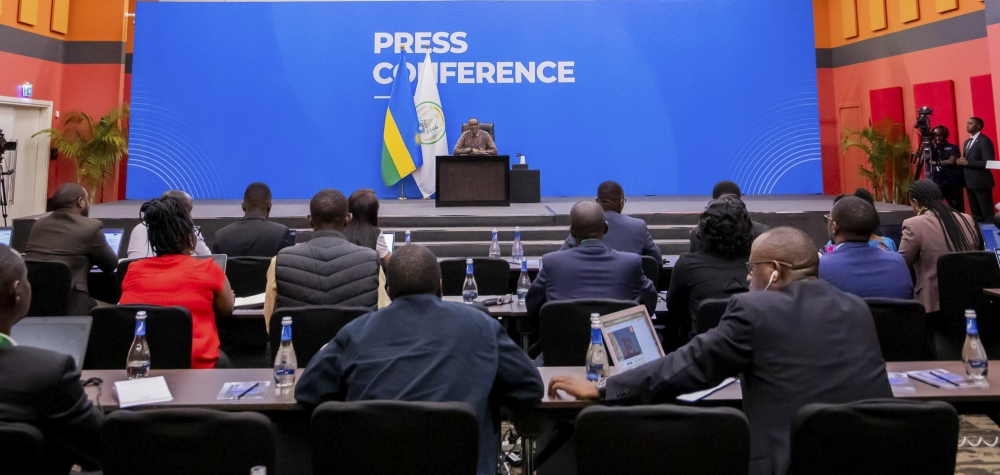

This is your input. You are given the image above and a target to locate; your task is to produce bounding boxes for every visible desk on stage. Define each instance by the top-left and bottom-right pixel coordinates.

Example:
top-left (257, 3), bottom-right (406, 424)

top-left (436, 155), bottom-right (510, 207)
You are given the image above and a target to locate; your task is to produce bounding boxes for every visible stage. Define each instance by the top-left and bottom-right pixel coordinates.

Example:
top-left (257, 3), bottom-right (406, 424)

top-left (12, 195), bottom-right (914, 259)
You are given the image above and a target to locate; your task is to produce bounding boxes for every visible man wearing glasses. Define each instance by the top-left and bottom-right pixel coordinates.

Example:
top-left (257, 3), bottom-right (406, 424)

top-left (558, 181), bottom-right (662, 267)
top-left (545, 227), bottom-right (890, 475)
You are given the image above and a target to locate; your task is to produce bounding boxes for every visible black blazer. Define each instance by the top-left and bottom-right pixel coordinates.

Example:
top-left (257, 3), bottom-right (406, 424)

top-left (0, 345), bottom-right (103, 472)
top-left (603, 280), bottom-right (891, 475)
top-left (211, 218), bottom-right (293, 257)
top-left (963, 133), bottom-right (996, 190)
top-left (666, 251), bottom-right (749, 338)
top-left (24, 211), bottom-right (119, 315)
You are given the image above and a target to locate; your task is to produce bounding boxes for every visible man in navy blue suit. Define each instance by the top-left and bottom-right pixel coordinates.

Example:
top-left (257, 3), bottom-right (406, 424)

top-left (819, 196), bottom-right (912, 299)
top-left (560, 181), bottom-right (662, 266)
top-left (295, 244), bottom-right (543, 475)
top-left (528, 200), bottom-right (658, 317)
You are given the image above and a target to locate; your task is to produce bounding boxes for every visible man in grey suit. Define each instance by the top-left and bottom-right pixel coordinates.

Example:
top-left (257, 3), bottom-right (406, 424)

top-left (548, 227), bottom-right (891, 475)
top-left (958, 117), bottom-right (996, 223)
top-left (527, 201), bottom-right (658, 317)
top-left (559, 181), bottom-right (662, 267)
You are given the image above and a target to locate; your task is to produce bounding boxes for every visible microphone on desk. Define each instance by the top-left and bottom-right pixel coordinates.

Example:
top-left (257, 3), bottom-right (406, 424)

top-left (516, 153), bottom-right (526, 165)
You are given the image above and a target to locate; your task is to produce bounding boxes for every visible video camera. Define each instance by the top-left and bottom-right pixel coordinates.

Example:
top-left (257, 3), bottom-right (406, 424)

top-left (914, 106), bottom-right (933, 140)
top-left (0, 129), bottom-right (16, 153)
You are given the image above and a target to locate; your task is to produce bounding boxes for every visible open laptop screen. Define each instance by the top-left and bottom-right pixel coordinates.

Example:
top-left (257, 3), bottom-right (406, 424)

top-left (103, 228), bottom-right (125, 256)
top-left (599, 306), bottom-right (665, 371)
top-left (10, 316), bottom-right (93, 369)
top-left (382, 232), bottom-right (395, 251)
top-left (0, 227), bottom-right (11, 246)
top-left (981, 223), bottom-right (1000, 252)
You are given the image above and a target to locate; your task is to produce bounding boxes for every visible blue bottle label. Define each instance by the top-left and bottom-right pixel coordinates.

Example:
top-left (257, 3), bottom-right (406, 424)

top-left (970, 360), bottom-right (988, 369)
top-left (275, 366), bottom-right (295, 376)
top-left (514, 230), bottom-right (520, 240)
top-left (521, 260), bottom-right (528, 272)
top-left (967, 318), bottom-right (979, 335)
top-left (467, 263), bottom-right (474, 275)
top-left (591, 327), bottom-right (603, 344)
top-left (134, 320), bottom-right (146, 336)
top-left (281, 324), bottom-right (292, 341)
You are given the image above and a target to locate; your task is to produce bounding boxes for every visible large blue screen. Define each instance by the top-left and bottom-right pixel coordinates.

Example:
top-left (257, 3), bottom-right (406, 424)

top-left (128, 1), bottom-right (820, 199)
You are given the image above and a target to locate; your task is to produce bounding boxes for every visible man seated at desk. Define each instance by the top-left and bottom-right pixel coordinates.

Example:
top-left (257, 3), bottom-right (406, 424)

top-left (452, 118), bottom-right (497, 156)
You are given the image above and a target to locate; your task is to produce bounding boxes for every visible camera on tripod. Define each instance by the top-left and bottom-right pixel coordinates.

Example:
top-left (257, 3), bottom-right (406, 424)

top-left (914, 106), bottom-right (934, 140)
top-left (0, 129), bottom-right (15, 226)
top-left (0, 129), bottom-right (17, 153)
top-left (913, 107), bottom-right (935, 179)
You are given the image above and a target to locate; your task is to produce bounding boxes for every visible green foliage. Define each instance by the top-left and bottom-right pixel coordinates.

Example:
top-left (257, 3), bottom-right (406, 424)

top-left (33, 104), bottom-right (129, 203)
top-left (841, 117), bottom-right (913, 204)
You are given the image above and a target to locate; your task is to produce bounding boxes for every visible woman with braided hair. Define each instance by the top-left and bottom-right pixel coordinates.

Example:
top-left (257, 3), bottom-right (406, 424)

top-left (119, 196), bottom-right (235, 368)
top-left (899, 179), bottom-right (982, 314)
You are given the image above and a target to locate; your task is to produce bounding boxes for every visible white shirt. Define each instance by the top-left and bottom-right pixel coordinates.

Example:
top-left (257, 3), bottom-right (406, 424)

top-left (126, 223), bottom-right (212, 259)
top-left (968, 132), bottom-right (982, 152)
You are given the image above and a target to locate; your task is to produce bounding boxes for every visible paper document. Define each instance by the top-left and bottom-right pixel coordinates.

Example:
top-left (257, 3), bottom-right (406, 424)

top-left (676, 378), bottom-right (737, 402)
top-left (906, 369), bottom-right (989, 389)
top-left (887, 372), bottom-right (916, 394)
top-left (986, 161), bottom-right (1000, 170)
top-left (235, 293), bottom-right (266, 308)
top-left (217, 381), bottom-right (271, 400)
top-left (114, 376), bottom-right (174, 408)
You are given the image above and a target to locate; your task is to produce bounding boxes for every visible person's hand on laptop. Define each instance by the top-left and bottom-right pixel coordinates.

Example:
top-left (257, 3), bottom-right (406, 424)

top-left (548, 375), bottom-right (600, 400)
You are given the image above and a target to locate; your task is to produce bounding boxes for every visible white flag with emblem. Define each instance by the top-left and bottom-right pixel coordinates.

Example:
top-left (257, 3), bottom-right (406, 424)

top-left (412, 51), bottom-right (446, 198)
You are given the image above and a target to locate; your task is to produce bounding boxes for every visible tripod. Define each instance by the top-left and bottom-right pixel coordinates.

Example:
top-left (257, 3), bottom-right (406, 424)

top-left (0, 148), bottom-right (14, 227)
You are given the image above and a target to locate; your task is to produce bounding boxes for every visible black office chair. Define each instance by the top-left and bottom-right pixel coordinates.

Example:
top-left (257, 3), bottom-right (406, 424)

top-left (640, 255), bottom-right (660, 289)
top-left (694, 298), bottom-right (730, 335)
top-left (461, 121), bottom-right (495, 143)
top-left (225, 256), bottom-right (272, 297)
top-left (539, 299), bottom-right (637, 366)
top-left (311, 400), bottom-right (479, 475)
top-left (24, 260), bottom-right (71, 316)
top-left (0, 422), bottom-right (52, 475)
top-left (936, 251), bottom-right (1000, 359)
top-left (440, 257), bottom-right (510, 296)
top-left (268, 305), bottom-right (371, 366)
top-left (791, 399), bottom-right (958, 475)
top-left (84, 304), bottom-right (193, 370)
top-left (101, 408), bottom-right (277, 475)
top-left (863, 298), bottom-right (931, 361)
top-left (576, 405), bottom-right (750, 475)
top-left (116, 258), bottom-right (141, 287)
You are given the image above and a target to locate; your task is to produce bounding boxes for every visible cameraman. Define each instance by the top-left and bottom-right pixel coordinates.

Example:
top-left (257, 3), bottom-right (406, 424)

top-left (929, 125), bottom-right (965, 211)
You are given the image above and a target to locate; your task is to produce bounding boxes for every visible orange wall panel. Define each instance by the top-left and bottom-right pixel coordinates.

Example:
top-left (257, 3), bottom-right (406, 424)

top-left (818, 0), bottom-right (984, 48)
top-left (900, 0), bottom-right (921, 23)
top-left (869, 0), bottom-right (887, 31)
top-left (51, 0), bottom-right (69, 34)
top-left (18, 0), bottom-right (38, 25)
top-left (65, 0), bottom-right (127, 41)
top-left (842, 0), bottom-right (859, 38)
top-left (936, 0), bottom-right (959, 13)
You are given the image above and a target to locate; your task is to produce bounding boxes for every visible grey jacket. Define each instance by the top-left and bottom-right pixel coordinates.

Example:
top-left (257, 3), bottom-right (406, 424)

top-left (275, 230), bottom-right (379, 310)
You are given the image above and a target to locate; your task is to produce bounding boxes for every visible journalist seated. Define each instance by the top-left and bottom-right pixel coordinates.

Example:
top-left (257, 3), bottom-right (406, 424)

top-left (211, 182), bottom-right (293, 258)
top-left (296, 244), bottom-right (543, 475)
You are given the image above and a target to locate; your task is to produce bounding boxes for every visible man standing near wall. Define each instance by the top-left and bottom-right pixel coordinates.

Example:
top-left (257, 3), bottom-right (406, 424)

top-left (958, 117), bottom-right (996, 223)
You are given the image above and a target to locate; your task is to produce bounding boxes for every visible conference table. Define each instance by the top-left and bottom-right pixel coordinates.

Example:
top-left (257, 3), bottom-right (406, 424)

top-left (82, 361), bottom-right (1000, 475)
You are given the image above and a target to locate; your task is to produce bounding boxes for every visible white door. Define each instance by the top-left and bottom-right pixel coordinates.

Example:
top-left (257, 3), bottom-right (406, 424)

top-left (0, 97), bottom-right (53, 221)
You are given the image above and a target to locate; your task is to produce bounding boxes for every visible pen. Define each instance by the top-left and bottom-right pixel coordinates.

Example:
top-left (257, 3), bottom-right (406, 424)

top-left (237, 382), bottom-right (260, 399)
top-left (928, 370), bottom-right (959, 387)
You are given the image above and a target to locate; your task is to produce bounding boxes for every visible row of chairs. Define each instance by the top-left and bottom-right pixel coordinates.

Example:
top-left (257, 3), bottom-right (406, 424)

top-left (0, 398), bottom-right (959, 475)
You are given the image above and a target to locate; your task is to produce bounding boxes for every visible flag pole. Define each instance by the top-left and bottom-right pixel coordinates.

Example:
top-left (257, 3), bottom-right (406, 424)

top-left (398, 180), bottom-right (407, 200)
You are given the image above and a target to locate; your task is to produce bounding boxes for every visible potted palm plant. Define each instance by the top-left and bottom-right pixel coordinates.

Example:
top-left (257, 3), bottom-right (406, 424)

top-left (33, 104), bottom-right (129, 203)
top-left (841, 117), bottom-right (913, 204)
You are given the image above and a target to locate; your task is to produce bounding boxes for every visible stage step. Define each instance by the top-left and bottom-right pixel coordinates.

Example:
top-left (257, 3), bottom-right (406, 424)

top-left (380, 224), bottom-right (694, 242)
top-left (378, 212), bottom-right (702, 228)
top-left (397, 239), bottom-right (692, 258)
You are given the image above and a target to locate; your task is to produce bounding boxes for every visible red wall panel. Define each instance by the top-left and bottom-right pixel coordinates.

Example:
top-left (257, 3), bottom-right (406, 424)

top-left (913, 80), bottom-right (958, 143)
top-left (970, 74), bottom-right (1000, 204)
top-left (869, 87), bottom-right (905, 126)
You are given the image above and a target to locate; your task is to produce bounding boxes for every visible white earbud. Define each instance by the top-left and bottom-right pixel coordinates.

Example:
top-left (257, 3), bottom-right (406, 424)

top-left (770, 270), bottom-right (779, 281)
top-left (764, 270), bottom-right (779, 291)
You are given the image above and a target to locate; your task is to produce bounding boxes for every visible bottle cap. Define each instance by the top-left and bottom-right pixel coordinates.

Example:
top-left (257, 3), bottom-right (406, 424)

top-left (282, 316), bottom-right (292, 325)
top-left (965, 309), bottom-right (977, 318)
top-left (136, 311), bottom-right (147, 319)
top-left (466, 258), bottom-right (473, 264)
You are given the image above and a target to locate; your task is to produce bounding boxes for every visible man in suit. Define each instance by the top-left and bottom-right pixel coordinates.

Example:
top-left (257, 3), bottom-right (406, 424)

top-left (296, 244), bottom-right (543, 475)
top-left (211, 182), bottom-right (293, 257)
top-left (24, 184), bottom-right (118, 316)
top-left (689, 180), bottom-right (770, 252)
top-left (958, 117), bottom-right (996, 223)
top-left (452, 117), bottom-right (497, 155)
top-left (548, 227), bottom-right (891, 475)
top-left (819, 196), bottom-right (912, 299)
top-left (0, 245), bottom-right (103, 473)
top-left (127, 190), bottom-right (212, 258)
top-left (559, 181), bottom-right (662, 267)
top-left (527, 200), bottom-right (658, 317)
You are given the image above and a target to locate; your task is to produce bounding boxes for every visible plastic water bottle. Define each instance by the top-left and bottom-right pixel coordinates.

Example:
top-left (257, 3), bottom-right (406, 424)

top-left (405, 230), bottom-right (411, 244)
top-left (489, 228), bottom-right (501, 258)
top-left (585, 314), bottom-right (609, 382)
top-left (126, 311), bottom-right (151, 379)
top-left (274, 316), bottom-right (298, 388)
top-left (516, 259), bottom-right (531, 305)
top-left (963, 309), bottom-right (989, 380)
top-left (511, 226), bottom-right (524, 263)
top-left (462, 259), bottom-right (478, 304)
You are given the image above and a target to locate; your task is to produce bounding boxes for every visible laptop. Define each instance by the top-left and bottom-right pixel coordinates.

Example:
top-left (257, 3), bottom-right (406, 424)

top-left (0, 227), bottom-right (11, 246)
top-left (981, 223), bottom-right (1000, 252)
top-left (598, 305), bottom-right (666, 372)
top-left (10, 316), bottom-right (93, 369)
top-left (382, 231), bottom-right (395, 250)
top-left (194, 253), bottom-right (228, 272)
top-left (103, 228), bottom-right (125, 256)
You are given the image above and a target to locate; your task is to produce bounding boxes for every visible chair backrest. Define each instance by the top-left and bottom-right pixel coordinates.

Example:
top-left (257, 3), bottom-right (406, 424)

top-left (694, 298), bottom-right (730, 335)
top-left (268, 305), bottom-right (371, 366)
top-left (116, 258), bottom-right (140, 285)
top-left (863, 298), bottom-right (930, 361)
top-left (101, 408), bottom-right (277, 475)
top-left (311, 400), bottom-right (479, 475)
top-left (575, 405), bottom-right (750, 475)
top-left (85, 305), bottom-right (193, 370)
top-left (791, 399), bottom-right (958, 475)
top-left (225, 256), bottom-right (272, 297)
top-left (0, 422), bottom-right (48, 475)
top-left (936, 251), bottom-right (1000, 359)
top-left (439, 257), bottom-right (510, 296)
top-left (539, 299), bottom-right (638, 366)
top-left (640, 255), bottom-right (660, 289)
top-left (461, 122), bottom-right (495, 142)
top-left (24, 260), bottom-right (71, 317)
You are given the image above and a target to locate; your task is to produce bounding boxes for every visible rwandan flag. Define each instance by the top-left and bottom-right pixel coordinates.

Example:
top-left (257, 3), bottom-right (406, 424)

top-left (381, 51), bottom-right (423, 186)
